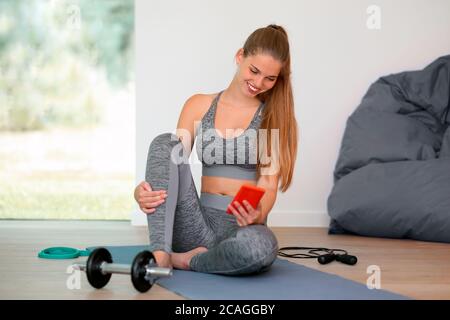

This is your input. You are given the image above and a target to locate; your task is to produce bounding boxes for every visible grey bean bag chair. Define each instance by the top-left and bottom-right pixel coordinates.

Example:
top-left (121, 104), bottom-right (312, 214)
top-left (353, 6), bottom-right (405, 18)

top-left (327, 55), bottom-right (450, 243)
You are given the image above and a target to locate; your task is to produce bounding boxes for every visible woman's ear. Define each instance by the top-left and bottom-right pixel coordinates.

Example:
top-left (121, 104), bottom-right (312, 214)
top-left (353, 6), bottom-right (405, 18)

top-left (235, 48), bottom-right (244, 65)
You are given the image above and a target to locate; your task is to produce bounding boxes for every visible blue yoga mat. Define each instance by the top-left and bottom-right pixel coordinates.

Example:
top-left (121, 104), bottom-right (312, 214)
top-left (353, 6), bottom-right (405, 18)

top-left (87, 245), bottom-right (409, 300)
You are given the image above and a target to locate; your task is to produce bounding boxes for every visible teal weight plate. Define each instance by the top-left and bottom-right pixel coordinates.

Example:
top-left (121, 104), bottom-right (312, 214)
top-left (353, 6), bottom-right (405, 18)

top-left (38, 247), bottom-right (91, 259)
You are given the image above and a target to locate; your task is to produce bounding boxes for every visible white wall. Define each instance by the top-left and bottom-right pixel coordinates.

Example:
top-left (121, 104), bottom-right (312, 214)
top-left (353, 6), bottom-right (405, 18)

top-left (132, 0), bottom-right (450, 226)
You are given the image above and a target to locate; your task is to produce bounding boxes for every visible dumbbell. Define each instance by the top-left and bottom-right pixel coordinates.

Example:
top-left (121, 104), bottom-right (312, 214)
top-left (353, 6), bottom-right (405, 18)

top-left (73, 247), bottom-right (172, 293)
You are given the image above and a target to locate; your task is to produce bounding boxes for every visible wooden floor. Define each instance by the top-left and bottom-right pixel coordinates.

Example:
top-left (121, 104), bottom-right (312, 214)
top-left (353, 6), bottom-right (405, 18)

top-left (0, 220), bottom-right (449, 300)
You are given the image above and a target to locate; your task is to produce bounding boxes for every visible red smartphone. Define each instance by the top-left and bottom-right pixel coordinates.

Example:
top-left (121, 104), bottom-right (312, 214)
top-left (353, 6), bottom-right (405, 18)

top-left (226, 184), bottom-right (266, 214)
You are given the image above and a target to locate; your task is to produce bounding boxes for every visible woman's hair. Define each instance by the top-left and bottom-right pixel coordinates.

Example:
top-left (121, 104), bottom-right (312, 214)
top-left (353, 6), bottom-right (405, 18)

top-left (243, 24), bottom-right (298, 192)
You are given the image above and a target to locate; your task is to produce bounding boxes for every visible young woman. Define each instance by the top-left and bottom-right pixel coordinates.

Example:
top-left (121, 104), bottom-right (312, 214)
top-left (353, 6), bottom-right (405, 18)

top-left (134, 24), bottom-right (298, 275)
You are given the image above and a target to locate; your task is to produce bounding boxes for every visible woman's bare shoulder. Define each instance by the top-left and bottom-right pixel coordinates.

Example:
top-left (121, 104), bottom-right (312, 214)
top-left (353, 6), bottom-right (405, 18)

top-left (182, 92), bottom-right (217, 119)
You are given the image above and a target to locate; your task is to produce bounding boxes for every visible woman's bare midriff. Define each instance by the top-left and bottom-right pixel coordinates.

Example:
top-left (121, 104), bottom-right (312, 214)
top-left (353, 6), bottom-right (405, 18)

top-left (201, 176), bottom-right (257, 197)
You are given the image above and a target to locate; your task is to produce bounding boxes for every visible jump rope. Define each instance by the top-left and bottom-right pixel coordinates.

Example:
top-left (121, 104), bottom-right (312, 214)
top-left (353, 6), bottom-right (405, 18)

top-left (277, 247), bottom-right (358, 265)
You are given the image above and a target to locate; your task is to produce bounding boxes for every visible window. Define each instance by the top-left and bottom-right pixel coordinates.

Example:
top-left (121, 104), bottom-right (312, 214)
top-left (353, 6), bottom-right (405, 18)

top-left (0, 0), bottom-right (135, 219)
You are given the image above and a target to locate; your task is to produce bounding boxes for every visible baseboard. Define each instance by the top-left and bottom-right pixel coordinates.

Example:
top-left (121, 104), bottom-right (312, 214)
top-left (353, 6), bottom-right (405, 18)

top-left (267, 211), bottom-right (330, 227)
top-left (131, 211), bottom-right (330, 227)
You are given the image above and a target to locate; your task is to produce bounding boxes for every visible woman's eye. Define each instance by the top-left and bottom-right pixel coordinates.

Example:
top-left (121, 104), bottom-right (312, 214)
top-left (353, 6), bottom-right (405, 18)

top-left (250, 69), bottom-right (258, 74)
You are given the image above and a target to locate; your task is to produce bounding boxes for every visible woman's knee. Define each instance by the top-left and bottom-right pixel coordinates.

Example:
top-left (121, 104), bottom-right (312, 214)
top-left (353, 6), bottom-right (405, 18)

top-left (237, 225), bottom-right (278, 267)
top-left (149, 132), bottom-right (180, 152)
top-left (147, 132), bottom-right (186, 161)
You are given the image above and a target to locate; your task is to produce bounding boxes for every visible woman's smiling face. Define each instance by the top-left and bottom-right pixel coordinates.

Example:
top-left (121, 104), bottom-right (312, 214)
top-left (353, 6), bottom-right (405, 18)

top-left (235, 49), bottom-right (283, 98)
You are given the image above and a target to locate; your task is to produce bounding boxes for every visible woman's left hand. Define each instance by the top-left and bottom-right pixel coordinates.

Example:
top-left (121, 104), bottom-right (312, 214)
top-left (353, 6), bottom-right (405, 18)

top-left (228, 200), bottom-right (262, 227)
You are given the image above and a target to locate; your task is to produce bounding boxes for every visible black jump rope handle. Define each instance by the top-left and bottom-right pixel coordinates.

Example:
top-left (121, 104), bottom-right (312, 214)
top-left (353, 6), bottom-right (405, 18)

top-left (318, 253), bottom-right (336, 264)
top-left (336, 254), bottom-right (358, 265)
top-left (318, 253), bottom-right (358, 265)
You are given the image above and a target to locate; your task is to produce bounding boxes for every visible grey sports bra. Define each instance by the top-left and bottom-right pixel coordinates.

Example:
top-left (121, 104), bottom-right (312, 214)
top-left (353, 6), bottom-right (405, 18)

top-left (195, 91), bottom-right (265, 180)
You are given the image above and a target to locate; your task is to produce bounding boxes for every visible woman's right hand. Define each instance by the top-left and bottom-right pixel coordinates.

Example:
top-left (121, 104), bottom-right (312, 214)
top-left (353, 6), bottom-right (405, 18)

top-left (134, 181), bottom-right (167, 214)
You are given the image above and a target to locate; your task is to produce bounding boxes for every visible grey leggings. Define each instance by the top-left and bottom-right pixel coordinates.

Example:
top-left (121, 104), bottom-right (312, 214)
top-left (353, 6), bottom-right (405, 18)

top-left (145, 132), bottom-right (278, 275)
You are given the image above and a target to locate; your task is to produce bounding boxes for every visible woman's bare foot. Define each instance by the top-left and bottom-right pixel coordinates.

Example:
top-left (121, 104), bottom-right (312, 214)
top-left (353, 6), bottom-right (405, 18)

top-left (171, 247), bottom-right (208, 270)
top-left (153, 250), bottom-right (173, 269)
